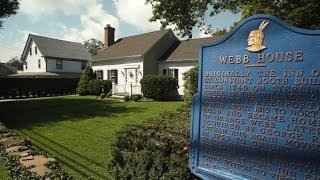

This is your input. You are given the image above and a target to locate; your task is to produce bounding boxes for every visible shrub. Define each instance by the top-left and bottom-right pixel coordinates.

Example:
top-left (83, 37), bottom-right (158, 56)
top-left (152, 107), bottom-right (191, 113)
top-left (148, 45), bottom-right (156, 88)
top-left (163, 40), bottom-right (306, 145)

top-left (124, 95), bottom-right (130, 101)
top-left (89, 79), bottom-right (103, 96)
top-left (183, 65), bottom-right (198, 108)
top-left (108, 111), bottom-right (199, 179)
top-left (76, 66), bottom-right (95, 95)
top-left (100, 93), bottom-right (106, 99)
top-left (131, 95), bottom-right (142, 102)
top-left (101, 80), bottom-right (112, 94)
top-left (140, 75), bottom-right (178, 101)
top-left (87, 79), bottom-right (112, 96)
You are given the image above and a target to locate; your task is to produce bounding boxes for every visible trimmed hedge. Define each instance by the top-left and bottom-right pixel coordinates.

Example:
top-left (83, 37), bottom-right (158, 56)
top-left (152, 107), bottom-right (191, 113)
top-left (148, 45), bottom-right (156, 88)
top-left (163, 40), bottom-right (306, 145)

top-left (88, 79), bottom-right (112, 96)
top-left (140, 75), bottom-right (179, 101)
top-left (0, 123), bottom-right (72, 179)
top-left (0, 77), bottom-right (79, 98)
top-left (108, 111), bottom-right (199, 179)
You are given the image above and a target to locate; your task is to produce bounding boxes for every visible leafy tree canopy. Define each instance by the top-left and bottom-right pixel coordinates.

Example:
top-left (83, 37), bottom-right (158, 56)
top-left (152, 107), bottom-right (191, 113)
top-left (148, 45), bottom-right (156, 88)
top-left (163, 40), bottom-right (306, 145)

top-left (146, 0), bottom-right (320, 38)
top-left (0, 0), bottom-right (20, 28)
top-left (7, 56), bottom-right (23, 70)
top-left (83, 38), bottom-right (104, 56)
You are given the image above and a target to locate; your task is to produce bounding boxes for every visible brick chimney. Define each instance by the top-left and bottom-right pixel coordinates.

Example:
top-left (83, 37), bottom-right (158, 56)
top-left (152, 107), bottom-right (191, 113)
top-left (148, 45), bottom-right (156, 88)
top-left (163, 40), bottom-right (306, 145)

top-left (104, 24), bottom-right (115, 48)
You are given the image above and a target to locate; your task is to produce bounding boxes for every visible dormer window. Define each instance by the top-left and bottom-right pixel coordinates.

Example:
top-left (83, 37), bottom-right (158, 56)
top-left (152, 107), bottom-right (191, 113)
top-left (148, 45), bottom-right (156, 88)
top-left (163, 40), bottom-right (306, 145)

top-left (29, 47), bottom-right (32, 56)
top-left (35, 47), bottom-right (38, 55)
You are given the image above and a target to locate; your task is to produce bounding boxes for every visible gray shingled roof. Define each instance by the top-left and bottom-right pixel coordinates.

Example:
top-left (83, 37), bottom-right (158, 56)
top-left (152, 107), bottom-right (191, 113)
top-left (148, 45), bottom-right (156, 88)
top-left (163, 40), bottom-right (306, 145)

top-left (92, 29), bottom-right (171, 61)
top-left (161, 36), bottom-right (222, 61)
top-left (22, 34), bottom-right (91, 61)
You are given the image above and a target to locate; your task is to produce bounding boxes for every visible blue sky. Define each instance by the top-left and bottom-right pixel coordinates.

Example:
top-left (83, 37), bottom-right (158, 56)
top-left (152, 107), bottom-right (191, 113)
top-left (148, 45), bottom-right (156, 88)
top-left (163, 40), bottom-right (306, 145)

top-left (0, 0), bottom-right (240, 62)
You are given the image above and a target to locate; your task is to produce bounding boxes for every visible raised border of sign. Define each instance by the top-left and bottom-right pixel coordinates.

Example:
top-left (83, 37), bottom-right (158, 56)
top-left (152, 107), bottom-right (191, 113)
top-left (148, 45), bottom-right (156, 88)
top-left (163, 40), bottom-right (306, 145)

top-left (189, 14), bottom-right (320, 180)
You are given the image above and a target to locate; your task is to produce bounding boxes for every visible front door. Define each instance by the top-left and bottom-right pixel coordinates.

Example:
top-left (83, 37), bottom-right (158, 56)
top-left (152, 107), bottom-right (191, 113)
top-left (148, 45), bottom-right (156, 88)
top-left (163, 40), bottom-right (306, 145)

top-left (125, 68), bottom-right (136, 93)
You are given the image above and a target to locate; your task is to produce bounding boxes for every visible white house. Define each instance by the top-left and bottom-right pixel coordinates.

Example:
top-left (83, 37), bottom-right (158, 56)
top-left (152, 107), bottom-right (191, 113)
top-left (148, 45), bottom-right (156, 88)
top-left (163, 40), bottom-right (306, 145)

top-left (91, 25), bottom-right (221, 95)
top-left (91, 25), bottom-right (178, 95)
top-left (158, 37), bottom-right (220, 94)
top-left (20, 34), bottom-right (91, 77)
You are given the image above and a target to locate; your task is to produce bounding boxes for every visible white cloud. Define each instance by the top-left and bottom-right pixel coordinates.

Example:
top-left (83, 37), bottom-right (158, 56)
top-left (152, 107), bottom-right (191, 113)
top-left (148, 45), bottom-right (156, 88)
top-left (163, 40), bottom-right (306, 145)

top-left (20, 0), bottom-right (94, 19)
top-left (58, 3), bottom-right (119, 43)
top-left (20, 0), bottom-right (119, 43)
top-left (195, 30), bottom-right (213, 38)
top-left (113, 0), bottom-right (161, 32)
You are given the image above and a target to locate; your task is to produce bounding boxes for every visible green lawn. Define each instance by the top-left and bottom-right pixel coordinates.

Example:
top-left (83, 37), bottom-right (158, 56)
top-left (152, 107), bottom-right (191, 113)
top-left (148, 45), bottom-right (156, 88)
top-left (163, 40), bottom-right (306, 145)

top-left (0, 161), bottom-right (10, 180)
top-left (0, 96), bottom-right (183, 179)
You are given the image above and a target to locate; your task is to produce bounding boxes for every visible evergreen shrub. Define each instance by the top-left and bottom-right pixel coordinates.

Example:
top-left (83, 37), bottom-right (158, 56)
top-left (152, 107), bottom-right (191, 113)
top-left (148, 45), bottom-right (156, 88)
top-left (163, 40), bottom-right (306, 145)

top-left (140, 75), bottom-right (178, 100)
top-left (131, 95), bottom-right (142, 102)
top-left (108, 111), bottom-right (199, 179)
top-left (76, 66), bottom-right (95, 95)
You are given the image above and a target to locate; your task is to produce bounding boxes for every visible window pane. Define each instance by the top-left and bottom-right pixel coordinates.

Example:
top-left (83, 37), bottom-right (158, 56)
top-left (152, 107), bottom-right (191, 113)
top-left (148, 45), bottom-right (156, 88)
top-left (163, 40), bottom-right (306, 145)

top-left (56, 60), bottom-right (63, 69)
top-left (162, 69), bottom-right (167, 75)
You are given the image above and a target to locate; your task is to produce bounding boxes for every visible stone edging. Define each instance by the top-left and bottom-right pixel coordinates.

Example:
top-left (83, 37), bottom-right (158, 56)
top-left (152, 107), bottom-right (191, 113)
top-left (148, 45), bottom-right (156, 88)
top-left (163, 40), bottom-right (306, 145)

top-left (0, 123), bottom-right (72, 179)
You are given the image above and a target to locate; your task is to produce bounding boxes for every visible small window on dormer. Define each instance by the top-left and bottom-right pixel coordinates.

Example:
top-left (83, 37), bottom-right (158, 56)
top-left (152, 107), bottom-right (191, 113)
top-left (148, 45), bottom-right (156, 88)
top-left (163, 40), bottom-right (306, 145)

top-left (35, 47), bottom-right (38, 55)
top-left (29, 47), bottom-right (32, 56)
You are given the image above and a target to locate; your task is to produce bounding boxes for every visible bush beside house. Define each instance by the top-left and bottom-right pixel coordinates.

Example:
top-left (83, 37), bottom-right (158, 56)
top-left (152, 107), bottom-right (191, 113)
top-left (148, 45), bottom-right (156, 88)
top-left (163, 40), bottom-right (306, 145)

top-left (76, 66), bottom-right (95, 96)
top-left (88, 79), bottom-right (112, 96)
top-left (140, 75), bottom-right (179, 101)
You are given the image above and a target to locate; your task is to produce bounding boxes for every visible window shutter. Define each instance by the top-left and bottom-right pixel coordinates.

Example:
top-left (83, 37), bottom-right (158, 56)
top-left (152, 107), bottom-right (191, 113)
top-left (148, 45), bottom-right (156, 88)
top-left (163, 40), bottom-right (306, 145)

top-left (115, 70), bottom-right (118, 84)
top-left (107, 70), bottom-right (111, 80)
top-left (174, 69), bottom-right (178, 79)
top-left (100, 70), bottom-right (104, 80)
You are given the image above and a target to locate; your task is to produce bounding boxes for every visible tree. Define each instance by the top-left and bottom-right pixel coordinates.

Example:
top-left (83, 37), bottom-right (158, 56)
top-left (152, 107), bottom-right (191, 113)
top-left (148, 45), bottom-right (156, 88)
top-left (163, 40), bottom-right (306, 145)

top-left (0, 0), bottom-right (20, 28)
top-left (76, 66), bottom-right (95, 95)
top-left (83, 38), bottom-right (104, 56)
top-left (7, 56), bottom-right (22, 70)
top-left (146, 0), bottom-right (320, 38)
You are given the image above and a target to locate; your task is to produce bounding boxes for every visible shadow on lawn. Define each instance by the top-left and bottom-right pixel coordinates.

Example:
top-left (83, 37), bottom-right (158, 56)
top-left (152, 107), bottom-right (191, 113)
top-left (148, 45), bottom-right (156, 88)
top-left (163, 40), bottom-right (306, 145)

top-left (0, 97), bottom-right (143, 129)
top-left (18, 129), bottom-right (107, 179)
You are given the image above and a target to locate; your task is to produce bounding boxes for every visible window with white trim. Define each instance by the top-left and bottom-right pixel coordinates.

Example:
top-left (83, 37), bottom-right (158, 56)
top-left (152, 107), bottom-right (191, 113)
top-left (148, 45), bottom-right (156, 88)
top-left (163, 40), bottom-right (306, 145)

top-left (56, 60), bottom-right (63, 69)
top-left (96, 70), bottom-right (103, 80)
top-left (163, 68), bottom-right (178, 80)
top-left (38, 59), bottom-right (41, 69)
top-left (107, 69), bottom-right (118, 84)
top-left (1, 68), bottom-right (6, 75)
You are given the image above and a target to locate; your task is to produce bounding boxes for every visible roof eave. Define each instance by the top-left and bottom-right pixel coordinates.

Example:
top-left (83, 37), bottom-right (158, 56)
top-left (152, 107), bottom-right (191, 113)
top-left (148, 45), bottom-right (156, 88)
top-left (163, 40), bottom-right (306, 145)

top-left (159, 58), bottom-right (198, 63)
top-left (91, 54), bottom-right (142, 63)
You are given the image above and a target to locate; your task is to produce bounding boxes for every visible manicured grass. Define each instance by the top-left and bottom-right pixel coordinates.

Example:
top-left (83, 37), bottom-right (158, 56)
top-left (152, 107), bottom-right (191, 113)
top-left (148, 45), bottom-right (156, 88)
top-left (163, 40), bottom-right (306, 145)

top-left (0, 160), bottom-right (10, 180)
top-left (0, 96), bottom-right (183, 179)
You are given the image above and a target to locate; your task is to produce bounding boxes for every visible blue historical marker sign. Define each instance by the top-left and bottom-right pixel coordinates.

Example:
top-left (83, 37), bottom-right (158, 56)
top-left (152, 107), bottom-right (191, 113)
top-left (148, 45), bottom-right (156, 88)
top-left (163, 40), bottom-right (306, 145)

top-left (190, 14), bottom-right (320, 180)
